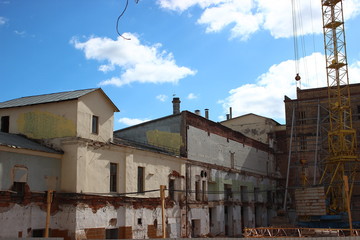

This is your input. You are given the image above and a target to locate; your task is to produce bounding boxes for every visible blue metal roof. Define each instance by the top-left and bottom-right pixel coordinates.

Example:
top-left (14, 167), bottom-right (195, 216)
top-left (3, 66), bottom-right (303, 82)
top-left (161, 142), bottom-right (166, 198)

top-left (0, 132), bottom-right (62, 154)
top-left (0, 88), bottom-right (98, 109)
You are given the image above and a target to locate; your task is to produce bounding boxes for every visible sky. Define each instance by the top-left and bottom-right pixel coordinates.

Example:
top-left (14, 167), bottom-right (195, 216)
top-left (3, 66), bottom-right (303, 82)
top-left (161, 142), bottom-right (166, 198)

top-left (1, 0), bottom-right (360, 130)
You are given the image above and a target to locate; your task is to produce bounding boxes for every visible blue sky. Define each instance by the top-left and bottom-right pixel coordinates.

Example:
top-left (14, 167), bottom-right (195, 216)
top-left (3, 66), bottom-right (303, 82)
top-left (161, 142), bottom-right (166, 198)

top-left (1, 0), bottom-right (360, 130)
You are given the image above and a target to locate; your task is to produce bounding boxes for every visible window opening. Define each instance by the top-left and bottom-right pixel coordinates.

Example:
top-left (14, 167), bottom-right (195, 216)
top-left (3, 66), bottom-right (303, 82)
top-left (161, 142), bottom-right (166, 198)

top-left (92, 115), bottom-right (99, 134)
top-left (1, 116), bottom-right (9, 133)
top-left (110, 163), bottom-right (117, 192)
top-left (137, 166), bottom-right (144, 193)
top-left (106, 228), bottom-right (119, 239)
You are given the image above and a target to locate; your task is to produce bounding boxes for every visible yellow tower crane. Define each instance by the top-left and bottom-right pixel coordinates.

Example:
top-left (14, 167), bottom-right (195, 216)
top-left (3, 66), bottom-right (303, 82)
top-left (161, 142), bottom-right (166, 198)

top-left (318, 0), bottom-right (359, 216)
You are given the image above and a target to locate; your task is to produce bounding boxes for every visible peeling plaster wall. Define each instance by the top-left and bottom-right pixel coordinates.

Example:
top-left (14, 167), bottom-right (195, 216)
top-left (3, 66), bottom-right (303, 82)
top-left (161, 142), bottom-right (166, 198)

top-left (77, 91), bottom-right (115, 143)
top-left (187, 126), bottom-right (274, 176)
top-left (221, 115), bottom-right (278, 145)
top-left (114, 115), bottom-right (183, 154)
top-left (59, 138), bottom-right (185, 196)
top-left (0, 101), bottom-right (77, 140)
top-left (0, 151), bottom-right (61, 191)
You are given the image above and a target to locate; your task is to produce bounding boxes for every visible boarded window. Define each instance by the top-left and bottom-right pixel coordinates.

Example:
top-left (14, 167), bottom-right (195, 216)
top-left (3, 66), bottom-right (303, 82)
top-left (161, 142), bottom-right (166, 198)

top-left (137, 166), bottom-right (144, 193)
top-left (110, 163), bottom-right (117, 192)
top-left (1, 116), bottom-right (9, 133)
top-left (92, 115), bottom-right (99, 134)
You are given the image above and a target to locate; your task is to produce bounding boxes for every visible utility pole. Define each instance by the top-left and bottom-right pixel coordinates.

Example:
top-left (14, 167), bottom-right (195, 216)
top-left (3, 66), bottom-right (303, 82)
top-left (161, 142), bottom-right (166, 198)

top-left (44, 190), bottom-right (53, 237)
top-left (160, 185), bottom-right (166, 238)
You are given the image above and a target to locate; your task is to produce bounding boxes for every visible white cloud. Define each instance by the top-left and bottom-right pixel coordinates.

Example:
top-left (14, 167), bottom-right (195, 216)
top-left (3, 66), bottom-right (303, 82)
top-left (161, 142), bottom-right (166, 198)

top-left (118, 117), bottom-right (151, 126)
top-left (158, 0), bottom-right (360, 40)
top-left (219, 53), bottom-right (360, 123)
top-left (0, 16), bottom-right (7, 25)
top-left (71, 34), bottom-right (196, 87)
top-left (187, 93), bottom-right (198, 99)
top-left (98, 64), bottom-right (115, 73)
top-left (156, 94), bottom-right (168, 102)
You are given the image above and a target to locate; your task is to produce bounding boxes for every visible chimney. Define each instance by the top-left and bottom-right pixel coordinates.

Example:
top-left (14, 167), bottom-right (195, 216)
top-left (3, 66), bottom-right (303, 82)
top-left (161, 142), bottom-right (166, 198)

top-left (205, 109), bottom-right (209, 119)
top-left (229, 107), bottom-right (233, 119)
top-left (172, 97), bottom-right (181, 114)
top-left (195, 110), bottom-right (201, 116)
top-left (226, 114), bottom-right (230, 120)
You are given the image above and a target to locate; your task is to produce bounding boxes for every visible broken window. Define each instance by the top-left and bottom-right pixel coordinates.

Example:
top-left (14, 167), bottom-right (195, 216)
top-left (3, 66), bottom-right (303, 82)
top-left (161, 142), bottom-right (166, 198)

top-left (298, 111), bottom-right (306, 125)
top-left (1, 116), bottom-right (9, 133)
top-left (137, 166), bottom-right (144, 193)
top-left (92, 115), bottom-right (99, 134)
top-left (300, 135), bottom-right (307, 150)
top-left (110, 163), bottom-right (117, 192)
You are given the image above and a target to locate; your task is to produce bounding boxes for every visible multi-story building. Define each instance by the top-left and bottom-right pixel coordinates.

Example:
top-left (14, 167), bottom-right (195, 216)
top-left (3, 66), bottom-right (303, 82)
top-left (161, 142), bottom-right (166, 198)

top-left (283, 84), bottom-right (360, 220)
top-left (115, 99), bottom-right (281, 237)
top-left (0, 89), bottom-right (282, 239)
top-left (0, 89), bottom-right (186, 239)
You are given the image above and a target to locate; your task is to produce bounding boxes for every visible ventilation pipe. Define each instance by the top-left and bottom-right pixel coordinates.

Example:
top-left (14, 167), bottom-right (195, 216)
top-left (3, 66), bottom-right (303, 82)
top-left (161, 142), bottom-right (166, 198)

top-left (172, 97), bottom-right (181, 115)
top-left (195, 110), bottom-right (201, 116)
top-left (205, 109), bottom-right (209, 119)
top-left (229, 107), bottom-right (233, 119)
top-left (226, 114), bottom-right (230, 120)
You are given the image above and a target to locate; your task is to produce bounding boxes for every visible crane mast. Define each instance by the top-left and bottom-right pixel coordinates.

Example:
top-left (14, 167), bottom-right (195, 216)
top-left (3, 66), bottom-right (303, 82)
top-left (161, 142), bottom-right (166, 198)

top-left (319, 0), bottom-right (358, 214)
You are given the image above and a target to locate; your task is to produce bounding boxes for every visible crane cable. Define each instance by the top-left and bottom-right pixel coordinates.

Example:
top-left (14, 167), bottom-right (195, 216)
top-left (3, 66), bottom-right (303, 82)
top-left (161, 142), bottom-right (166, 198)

top-left (116, 0), bottom-right (140, 40)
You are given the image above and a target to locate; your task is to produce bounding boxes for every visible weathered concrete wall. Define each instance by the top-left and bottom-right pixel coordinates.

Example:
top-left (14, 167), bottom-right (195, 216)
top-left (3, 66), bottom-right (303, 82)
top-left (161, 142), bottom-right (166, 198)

top-left (0, 151), bottom-right (61, 191)
top-left (114, 115), bottom-right (183, 154)
top-left (221, 114), bottom-right (279, 145)
top-left (0, 90), bottom-right (116, 146)
top-left (77, 90), bottom-right (115, 142)
top-left (0, 200), bottom-right (184, 239)
top-left (187, 126), bottom-right (274, 176)
top-left (59, 138), bottom-right (185, 196)
top-left (0, 102), bottom-right (77, 140)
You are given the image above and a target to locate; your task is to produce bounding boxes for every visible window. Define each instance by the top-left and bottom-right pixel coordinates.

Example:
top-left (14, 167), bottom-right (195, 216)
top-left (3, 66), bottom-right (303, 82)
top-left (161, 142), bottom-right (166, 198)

top-left (195, 181), bottom-right (201, 201)
top-left (169, 179), bottom-right (175, 200)
top-left (300, 135), bottom-right (307, 150)
top-left (110, 163), bottom-right (117, 192)
top-left (1, 116), bottom-right (9, 133)
top-left (12, 182), bottom-right (25, 197)
top-left (230, 152), bottom-right (235, 169)
top-left (298, 111), bottom-right (306, 125)
top-left (106, 229), bottom-right (119, 239)
top-left (224, 184), bottom-right (232, 201)
top-left (32, 229), bottom-right (45, 237)
top-left (92, 115), bottom-right (99, 134)
top-left (137, 166), bottom-right (144, 193)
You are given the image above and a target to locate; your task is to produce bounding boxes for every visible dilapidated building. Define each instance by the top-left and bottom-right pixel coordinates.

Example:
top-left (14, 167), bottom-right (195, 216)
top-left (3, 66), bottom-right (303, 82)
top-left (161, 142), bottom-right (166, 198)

top-left (0, 90), bottom-right (282, 239)
top-left (115, 99), bottom-right (282, 237)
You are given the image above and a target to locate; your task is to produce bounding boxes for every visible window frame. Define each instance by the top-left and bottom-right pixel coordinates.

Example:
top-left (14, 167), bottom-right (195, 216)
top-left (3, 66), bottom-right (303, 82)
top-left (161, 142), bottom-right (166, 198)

top-left (137, 166), bottom-right (145, 194)
top-left (92, 115), bottom-right (99, 134)
top-left (110, 163), bottom-right (117, 192)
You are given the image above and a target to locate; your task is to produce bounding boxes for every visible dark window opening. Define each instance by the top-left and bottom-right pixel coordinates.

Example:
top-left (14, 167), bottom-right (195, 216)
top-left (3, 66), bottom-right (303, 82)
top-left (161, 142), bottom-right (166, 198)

top-left (92, 115), bottom-right (99, 134)
top-left (12, 182), bottom-right (25, 197)
top-left (110, 163), bottom-right (117, 192)
top-left (169, 179), bottom-right (175, 200)
top-left (137, 167), bottom-right (144, 193)
top-left (137, 218), bottom-right (142, 225)
top-left (32, 229), bottom-right (45, 237)
top-left (195, 181), bottom-right (200, 201)
top-left (1, 116), bottom-right (9, 133)
top-left (106, 228), bottom-right (119, 239)
top-left (224, 184), bottom-right (232, 201)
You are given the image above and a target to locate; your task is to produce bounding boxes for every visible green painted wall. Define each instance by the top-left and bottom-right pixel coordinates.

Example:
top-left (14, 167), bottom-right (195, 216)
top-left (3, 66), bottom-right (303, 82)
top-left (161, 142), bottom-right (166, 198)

top-left (17, 110), bottom-right (76, 139)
